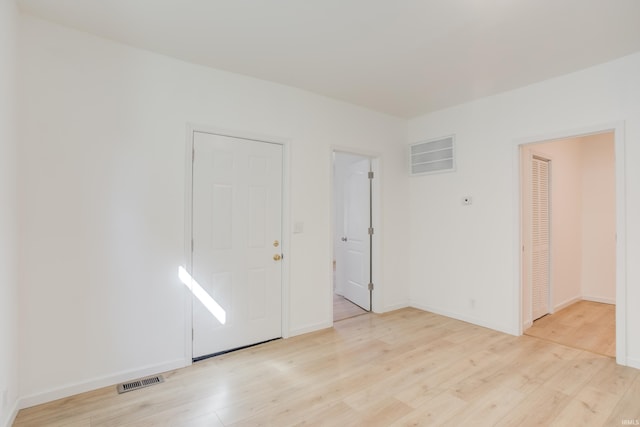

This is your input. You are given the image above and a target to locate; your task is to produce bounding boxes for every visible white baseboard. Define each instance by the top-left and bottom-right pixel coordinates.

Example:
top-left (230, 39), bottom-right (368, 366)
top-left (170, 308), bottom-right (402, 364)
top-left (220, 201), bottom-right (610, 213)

top-left (582, 295), bottom-right (616, 305)
top-left (289, 320), bottom-right (332, 337)
top-left (554, 295), bottom-right (615, 312)
top-left (409, 301), bottom-right (518, 336)
top-left (523, 320), bottom-right (533, 331)
top-left (379, 301), bottom-right (410, 313)
top-left (18, 358), bottom-right (186, 410)
top-left (1, 400), bottom-right (18, 427)
top-left (625, 356), bottom-right (640, 370)
top-left (553, 296), bottom-right (582, 312)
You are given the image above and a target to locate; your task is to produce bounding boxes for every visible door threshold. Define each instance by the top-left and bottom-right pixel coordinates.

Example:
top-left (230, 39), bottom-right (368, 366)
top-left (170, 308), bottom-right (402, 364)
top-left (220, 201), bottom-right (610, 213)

top-left (193, 337), bottom-right (282, 362)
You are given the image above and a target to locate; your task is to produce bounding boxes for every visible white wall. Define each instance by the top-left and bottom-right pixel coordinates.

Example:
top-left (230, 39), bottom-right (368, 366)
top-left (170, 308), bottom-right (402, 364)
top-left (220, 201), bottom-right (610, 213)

top-left (0, 1), bottom-right (19, 426)
top-left (581, 133), bottom-right (616, 303)
top-left (408, 52), bottom-right (640, 367)
top-left (17, 15), bottom-right (409, 406)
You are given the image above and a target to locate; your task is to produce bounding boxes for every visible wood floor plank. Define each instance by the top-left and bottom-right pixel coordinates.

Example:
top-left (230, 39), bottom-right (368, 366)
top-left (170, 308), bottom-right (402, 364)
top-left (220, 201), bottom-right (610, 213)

top-left (352, 397), bottom-right (414, 427)
top-left (333, 294), bottom-right (367, 322)
top-left (604, 374), bottom-right (640, 425)
top-left (494, 386), bottom-right (571, 427)
top-left (390, 391), bottom-right (467, 426)
top-left (13, 307), bottom-right (638, 427)
top-left (551, 385), bottom-right (624, 426)
top-left (440, 384), bottom-right (527, 427)
top-left (542, 351), bottom-right (611, 396)
top-left (525, 300), bottom-right (615, 357)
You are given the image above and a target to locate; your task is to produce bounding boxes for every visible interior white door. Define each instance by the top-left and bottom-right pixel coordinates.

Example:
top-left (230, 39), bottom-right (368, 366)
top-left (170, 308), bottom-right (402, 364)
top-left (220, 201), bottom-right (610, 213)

top-left (531, 155), bottom-right (551, 321)
top-left (340, 157), bottom-right (371, 310)
top-left (192, 131), bottom-right (282, 359)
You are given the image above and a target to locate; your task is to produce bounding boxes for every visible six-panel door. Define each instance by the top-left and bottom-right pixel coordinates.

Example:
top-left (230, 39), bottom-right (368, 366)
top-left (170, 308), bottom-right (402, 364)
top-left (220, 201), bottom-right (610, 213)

top-left (192, 131), bottom-right (283, 359)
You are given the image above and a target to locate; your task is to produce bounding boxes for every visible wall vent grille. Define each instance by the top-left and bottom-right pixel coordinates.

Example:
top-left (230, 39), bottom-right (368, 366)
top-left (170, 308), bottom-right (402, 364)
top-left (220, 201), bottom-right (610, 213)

top-left (409, 135), bottom-right (455, 176)
top-left (117, 375), bottom-right (164, 394)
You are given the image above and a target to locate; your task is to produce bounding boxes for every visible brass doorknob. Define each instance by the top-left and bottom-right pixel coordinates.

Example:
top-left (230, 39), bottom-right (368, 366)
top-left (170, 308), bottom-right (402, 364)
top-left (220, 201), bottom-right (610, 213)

top-left (273, 254), bottom-right (282, 261)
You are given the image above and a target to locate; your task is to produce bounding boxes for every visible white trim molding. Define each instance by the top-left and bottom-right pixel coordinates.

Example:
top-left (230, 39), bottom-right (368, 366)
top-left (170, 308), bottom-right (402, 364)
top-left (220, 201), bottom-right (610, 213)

top-left (1, 401), bottom-right (19, 427)
top-left (582, 296), bottom-right (616, 305)
top-left (410, 301), bottom-right (519, 336)
top-left (18, 359), bottom-right (185, 410)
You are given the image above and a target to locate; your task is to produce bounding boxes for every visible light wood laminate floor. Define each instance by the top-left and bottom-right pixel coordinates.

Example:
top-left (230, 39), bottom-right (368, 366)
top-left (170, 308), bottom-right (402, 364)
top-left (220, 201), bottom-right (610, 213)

top-left (525, 300), bottom-right (615, 358)
top-left (14, 308), bottom-right (639, 426)
top-left (333, 293), bottom-right (367, 322)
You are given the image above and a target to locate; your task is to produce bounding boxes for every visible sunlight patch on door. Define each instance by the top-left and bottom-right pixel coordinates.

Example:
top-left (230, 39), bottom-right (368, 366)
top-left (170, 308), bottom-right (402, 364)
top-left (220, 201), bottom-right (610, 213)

top-left (179, 266), bottom-right (227, 324)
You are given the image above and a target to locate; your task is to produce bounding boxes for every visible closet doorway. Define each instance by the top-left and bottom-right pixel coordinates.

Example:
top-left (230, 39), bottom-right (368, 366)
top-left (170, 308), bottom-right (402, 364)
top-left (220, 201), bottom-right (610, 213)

top-left (521, 131), bottom-right (616, 357)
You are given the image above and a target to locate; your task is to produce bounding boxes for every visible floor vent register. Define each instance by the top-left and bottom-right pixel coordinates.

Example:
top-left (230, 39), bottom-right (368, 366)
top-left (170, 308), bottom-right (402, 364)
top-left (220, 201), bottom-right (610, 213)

top-left (116, 375), bottom-right (165, 394)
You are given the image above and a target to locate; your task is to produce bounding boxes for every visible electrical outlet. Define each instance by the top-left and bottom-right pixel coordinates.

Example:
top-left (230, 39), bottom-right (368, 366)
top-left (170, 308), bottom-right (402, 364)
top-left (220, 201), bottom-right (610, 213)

top-left (462, 196), bottom-right (473, 205)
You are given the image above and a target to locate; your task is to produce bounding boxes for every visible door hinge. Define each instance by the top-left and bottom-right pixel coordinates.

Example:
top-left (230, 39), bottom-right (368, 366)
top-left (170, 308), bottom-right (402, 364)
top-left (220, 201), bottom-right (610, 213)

top-left (191, 239), bottom-right (194, 252)
top-left (368, 171), bottom-right (374, 179)
top-left (368, 227), bottom-right (374, 235)
top-left (191, 328), bottom-right (194, 341)
top-left (192, 147), bottom-right (195, 162)
top-left (368, 283), bottom-right (374, 291)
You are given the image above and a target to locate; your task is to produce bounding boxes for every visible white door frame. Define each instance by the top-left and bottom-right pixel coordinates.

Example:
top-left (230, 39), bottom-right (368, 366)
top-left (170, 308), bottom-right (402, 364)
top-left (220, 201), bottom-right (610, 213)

top-left (514, 121), bottom-right (627, 365)
top-left (330, 147), bottom-right (382, 317)
top-left (183, 123), bottom-right (291, 365)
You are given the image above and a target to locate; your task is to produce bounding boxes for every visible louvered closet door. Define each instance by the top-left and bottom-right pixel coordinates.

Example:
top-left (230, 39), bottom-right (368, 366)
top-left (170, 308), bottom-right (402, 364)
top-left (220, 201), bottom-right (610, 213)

top-left (531, 156), bottom-right (550, 320)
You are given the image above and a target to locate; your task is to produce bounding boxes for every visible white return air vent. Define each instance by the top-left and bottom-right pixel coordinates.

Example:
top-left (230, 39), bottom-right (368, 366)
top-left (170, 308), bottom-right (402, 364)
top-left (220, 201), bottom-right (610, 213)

top-left (409, 135), bottom-right (455, 176)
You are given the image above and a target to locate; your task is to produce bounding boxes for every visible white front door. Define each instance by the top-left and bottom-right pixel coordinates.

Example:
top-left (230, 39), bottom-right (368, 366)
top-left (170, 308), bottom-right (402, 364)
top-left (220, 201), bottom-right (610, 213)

top-left (339, 157), bottom-right (371, 310)
top-left (192, 131), bottom-right (283, 359)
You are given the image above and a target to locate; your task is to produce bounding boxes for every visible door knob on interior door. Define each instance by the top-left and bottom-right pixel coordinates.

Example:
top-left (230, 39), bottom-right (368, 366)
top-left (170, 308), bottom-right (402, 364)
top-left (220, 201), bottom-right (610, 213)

top-left (341, 237), bottom-right (348, 242)
top-left (273, 254), bottom-right (282, 261)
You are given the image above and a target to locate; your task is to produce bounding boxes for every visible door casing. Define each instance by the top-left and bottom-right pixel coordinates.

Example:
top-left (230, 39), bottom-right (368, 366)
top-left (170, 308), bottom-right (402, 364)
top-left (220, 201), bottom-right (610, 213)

top-left (183, 124), bottom-right (291, 365)
top-left (331, 147), bottom-right (382, 318)
top-left (515, 121), bottom-right (627, 366)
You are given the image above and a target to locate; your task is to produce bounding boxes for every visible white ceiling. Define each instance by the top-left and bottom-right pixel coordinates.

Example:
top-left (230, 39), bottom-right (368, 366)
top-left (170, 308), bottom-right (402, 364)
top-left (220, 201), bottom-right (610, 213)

top-left (17, 0), bottom-right (640, 118)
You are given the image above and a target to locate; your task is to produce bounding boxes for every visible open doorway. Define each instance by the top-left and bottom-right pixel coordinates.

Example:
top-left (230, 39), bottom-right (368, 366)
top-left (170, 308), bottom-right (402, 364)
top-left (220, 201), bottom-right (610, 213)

top-left (332, 151), bottom-right (374, 322)
top-left (521, 131), bottom-right (616, 357)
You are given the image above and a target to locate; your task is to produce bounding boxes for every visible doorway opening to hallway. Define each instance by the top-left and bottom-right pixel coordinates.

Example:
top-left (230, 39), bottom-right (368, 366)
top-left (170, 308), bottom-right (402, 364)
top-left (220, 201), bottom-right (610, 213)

top-left (332, 151), bottom-right (377, 322)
